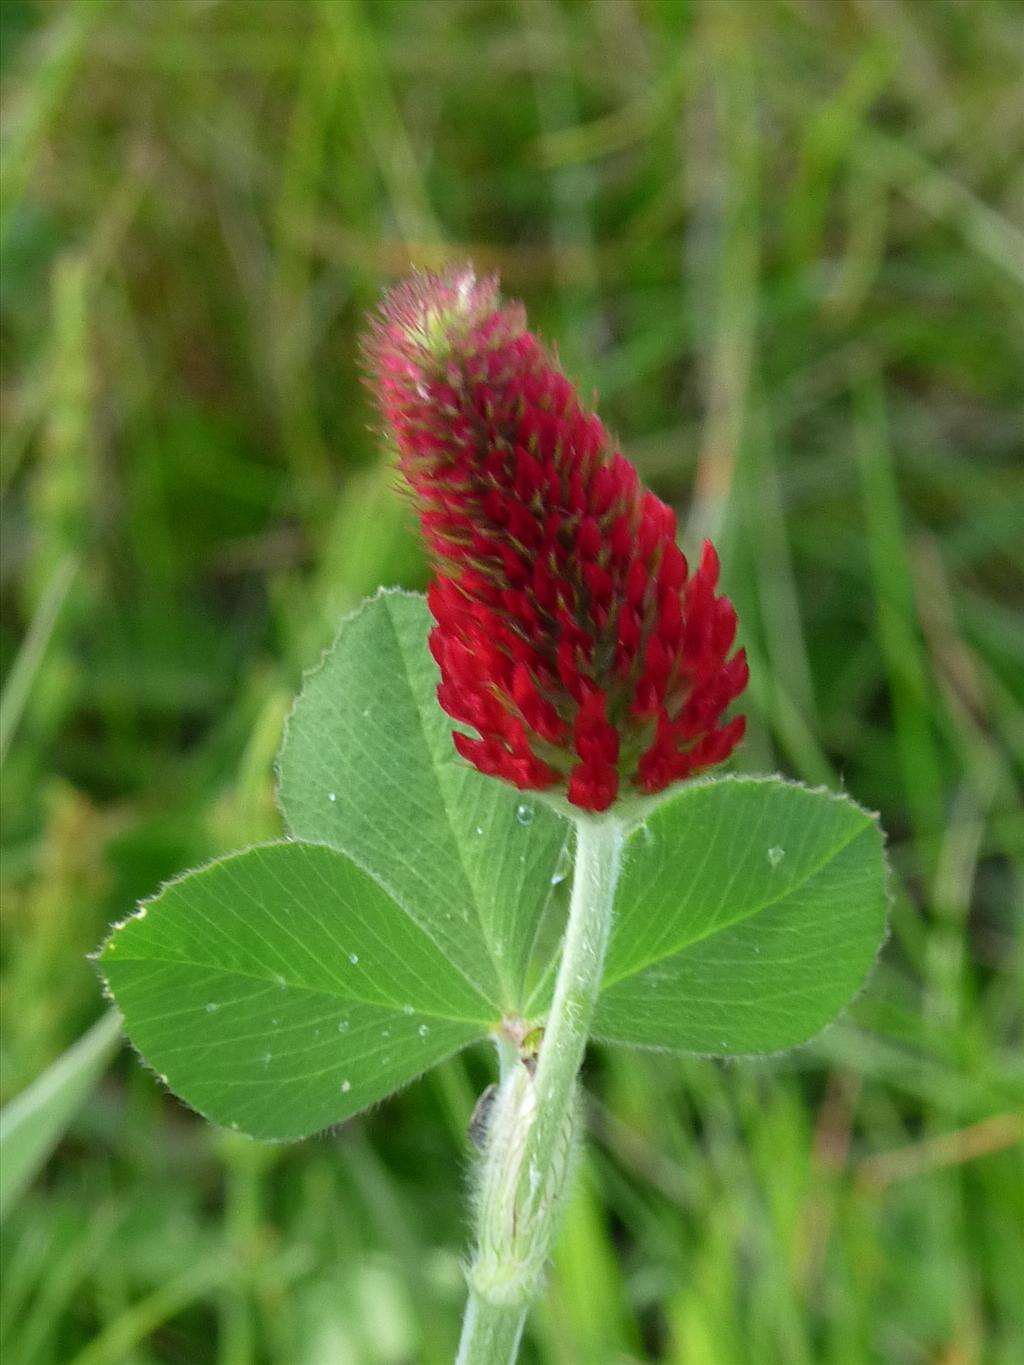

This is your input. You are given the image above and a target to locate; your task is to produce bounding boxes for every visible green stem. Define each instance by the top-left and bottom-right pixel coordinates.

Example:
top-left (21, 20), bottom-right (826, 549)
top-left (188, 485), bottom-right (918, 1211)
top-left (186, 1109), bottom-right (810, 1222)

top-left (455, 815), bottom-right (624, 1364)
top-left (525, 815), bottom-right (622, 1195)
top-left (455, 1295), bottom-right (525, 1365)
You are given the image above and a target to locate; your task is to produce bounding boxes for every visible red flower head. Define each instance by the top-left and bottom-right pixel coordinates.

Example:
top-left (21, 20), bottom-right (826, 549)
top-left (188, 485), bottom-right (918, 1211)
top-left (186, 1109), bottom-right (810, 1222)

top-left (364, 268), bottom-right (748, 814)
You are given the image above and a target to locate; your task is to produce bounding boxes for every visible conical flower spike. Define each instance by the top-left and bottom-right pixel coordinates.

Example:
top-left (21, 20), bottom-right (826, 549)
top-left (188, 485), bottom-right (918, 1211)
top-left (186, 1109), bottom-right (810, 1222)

top-left (364, 268), bottom-right (748, 814)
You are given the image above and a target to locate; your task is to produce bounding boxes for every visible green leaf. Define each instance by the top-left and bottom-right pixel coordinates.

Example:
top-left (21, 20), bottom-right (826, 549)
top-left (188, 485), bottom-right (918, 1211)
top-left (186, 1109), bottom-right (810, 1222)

top-left (595, 777), bottom-right (889, 1055)
top-left (277, 590), bottom-right (567, 1013)
top-left (97, 842), bottom-right (494, 1140)
top-left (0, 1010), bottom-right (122, 1219)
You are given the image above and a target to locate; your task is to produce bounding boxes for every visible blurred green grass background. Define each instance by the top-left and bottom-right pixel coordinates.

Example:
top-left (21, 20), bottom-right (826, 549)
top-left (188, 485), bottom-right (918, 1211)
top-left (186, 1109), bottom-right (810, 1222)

top-left (1, 1), bottom-right (1022, 1362)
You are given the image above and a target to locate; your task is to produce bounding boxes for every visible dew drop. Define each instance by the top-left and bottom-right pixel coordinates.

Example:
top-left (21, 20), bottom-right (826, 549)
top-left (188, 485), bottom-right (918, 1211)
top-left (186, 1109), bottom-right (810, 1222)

top-left (262, 1051), bottom-right (272, 1065)
top-left (767, 846), bottom-right (785, 867)
top-left (550, 844), bottom-right (571, 886)
top-left (418, 1023), bottom-right (430, 1038)
top-left (276, 973), bottom-right (287, 989)
top-left (205, 1002), bottom-right (219, 1013)
top-left (340, 1079), bottom-right (351, 1093)
top-left (381, 1028), bottom-right (391, 1039)
top-left (337, 1019), bottom-right (349, 1033)
top-left (327, 791), bottom-right (337, 803)
top-left (402, 1004), bottom-right (415, 1016)
top-left (349, 952), bottom-right (360, 965)
top-left (271, 1018), bottom-right (279, 1027)
top-left (515, 803), bottom-right (534, 826)
top-left (475, 825), bottom-right (484, 836)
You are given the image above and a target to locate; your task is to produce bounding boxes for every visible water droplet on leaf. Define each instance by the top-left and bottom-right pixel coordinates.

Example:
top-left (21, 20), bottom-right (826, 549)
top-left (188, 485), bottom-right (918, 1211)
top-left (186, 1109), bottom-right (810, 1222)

top-left (349, 952), bottom-right (359, 964)
top-left (205, 1002), bottom-right (218, 1013)
top-left (341, 1079), bottom-right (351, 1093)
top-left (418, 1023), bottom-right (430, 1037)
top-left (550, 844), bottom-right (571, 885)
top-left (767, 846), bottom-right (785, 867)
top-left (327, 792), bottom-right (336, 803)
top-left (515, 803), bottom-right (534, 826)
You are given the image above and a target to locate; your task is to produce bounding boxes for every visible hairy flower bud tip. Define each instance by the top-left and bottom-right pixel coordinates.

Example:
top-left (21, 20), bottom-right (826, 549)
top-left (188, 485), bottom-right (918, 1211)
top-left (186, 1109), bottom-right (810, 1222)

top-left (363, 268), bottom-right (748, 813)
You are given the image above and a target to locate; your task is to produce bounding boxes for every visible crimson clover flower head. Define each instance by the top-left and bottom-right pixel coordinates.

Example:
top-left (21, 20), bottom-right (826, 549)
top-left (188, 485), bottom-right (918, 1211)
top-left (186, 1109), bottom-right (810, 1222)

top-left (364, 267), bottom-right (748, 814)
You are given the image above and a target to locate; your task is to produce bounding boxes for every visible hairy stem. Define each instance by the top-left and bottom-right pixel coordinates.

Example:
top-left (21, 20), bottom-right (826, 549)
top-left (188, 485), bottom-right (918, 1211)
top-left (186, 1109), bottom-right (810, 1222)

top-left (455, 1296), bottom-right (525, 1365)
top-left (455, 815), bottom-right (624, 1364)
